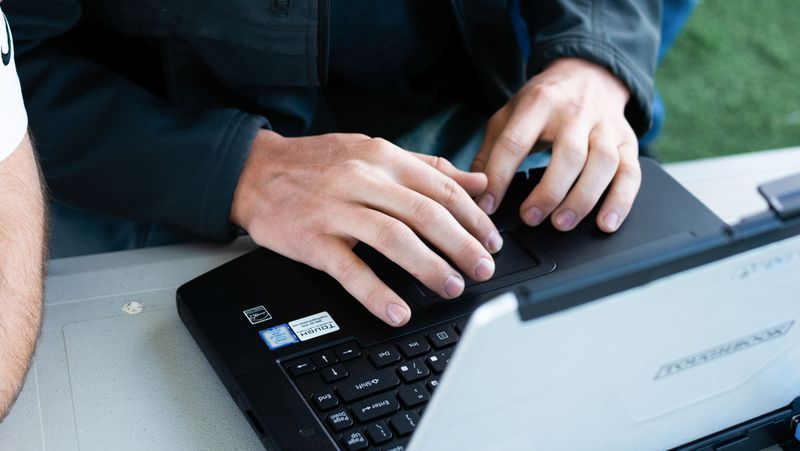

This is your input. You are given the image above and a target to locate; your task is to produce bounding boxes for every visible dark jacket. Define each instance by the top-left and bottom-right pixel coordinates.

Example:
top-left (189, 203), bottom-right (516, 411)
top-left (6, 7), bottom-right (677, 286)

top-left (4, 0), bottom-right (660, 241)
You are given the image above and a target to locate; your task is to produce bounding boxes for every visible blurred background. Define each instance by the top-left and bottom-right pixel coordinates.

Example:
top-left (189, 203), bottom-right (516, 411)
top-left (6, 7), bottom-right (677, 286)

top-left (652, 0), bottom-right (800, 162)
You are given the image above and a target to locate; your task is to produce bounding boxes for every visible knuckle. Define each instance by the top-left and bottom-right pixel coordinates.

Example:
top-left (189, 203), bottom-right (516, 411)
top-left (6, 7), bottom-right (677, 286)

top-left (376, 219), bottom-right (411, 250)
top-left (432, 156), bottom-right (452, 173)
top-left (340, 159), bottom-right (370, 178)
top-left (438, 178), bottom-right (462, 209)
top-left (618, 160), bottom-right (642, 181)
top-left (496, 130), bottom-right (529, 157)
top-left (485, 168), bottom-right (511, 187)
top-left (593, 144), bottom-right (620, 167)
top-left (336, 256), bottom-right (362, 287)
top-left (530, 83), bottom-right (555, 104)
top-left (412, 197), bottom-right (444, 225)
top-left (559, 140), bottom-right (588, 167)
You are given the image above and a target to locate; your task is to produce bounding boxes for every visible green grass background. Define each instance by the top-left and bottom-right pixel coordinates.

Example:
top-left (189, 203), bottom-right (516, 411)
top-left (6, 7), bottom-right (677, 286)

top-left (653, 0), bottom-right (800, 162)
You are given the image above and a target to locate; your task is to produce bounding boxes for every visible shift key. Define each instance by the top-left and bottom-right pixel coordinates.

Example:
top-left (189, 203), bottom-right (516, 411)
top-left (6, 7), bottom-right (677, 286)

top-left (337, 369), bottom-right (400, 402)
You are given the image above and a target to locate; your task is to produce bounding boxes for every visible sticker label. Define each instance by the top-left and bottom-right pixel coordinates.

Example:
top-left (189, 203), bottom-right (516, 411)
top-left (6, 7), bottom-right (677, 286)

top-left (259, 324), bottom-right (299, 350)
top-left (289, 311), bottom-right (340, 342)
top-left (243, 305), bottom-right (272, 325)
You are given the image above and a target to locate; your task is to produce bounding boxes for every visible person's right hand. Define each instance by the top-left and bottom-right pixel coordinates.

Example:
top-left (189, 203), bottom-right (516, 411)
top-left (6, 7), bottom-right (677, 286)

top-left (231, 131), bottom-right (503, 327)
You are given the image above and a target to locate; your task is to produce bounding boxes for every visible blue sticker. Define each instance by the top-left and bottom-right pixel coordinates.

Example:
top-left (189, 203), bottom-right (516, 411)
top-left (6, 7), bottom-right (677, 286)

top-left (259, 324), bottom-right (299, 350)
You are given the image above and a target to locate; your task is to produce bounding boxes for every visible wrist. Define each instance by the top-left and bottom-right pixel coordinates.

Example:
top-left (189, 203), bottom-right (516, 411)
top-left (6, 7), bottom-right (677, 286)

top-left (230, 129), bottom-right (284, 229)
top-left (544, 57), bottom-right (630, 106)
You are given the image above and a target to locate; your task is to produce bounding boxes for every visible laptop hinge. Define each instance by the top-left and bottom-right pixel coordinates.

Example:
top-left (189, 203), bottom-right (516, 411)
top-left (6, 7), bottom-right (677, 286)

top-left (758, 172), bottom-right (800, 221)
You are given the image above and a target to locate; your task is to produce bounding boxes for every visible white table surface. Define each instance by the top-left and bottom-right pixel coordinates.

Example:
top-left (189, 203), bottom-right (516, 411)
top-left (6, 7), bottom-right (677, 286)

top-left (1, 147), bottom-right (798, 450)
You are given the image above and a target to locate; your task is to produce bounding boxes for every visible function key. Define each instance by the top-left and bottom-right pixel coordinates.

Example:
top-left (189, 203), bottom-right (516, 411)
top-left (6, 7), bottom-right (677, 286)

top-left (454, 317), bottom-right (469, 334)
top-left (321, 363), bottom-right (349, 383)
top-left (369, 345), bottom-right (401, 367)
top-left (397, 383), bottom-right (430, 408)
top-left (311, 388), bottom-right (339, 411)
top-left (286, 357), bottom-right (315, 377)
top-left (426, 377), bottom-right (440, 392)
top-left (313, 351), bottom-right (338, 368)
top-left (426, 349), bottom-right (453, 373)
top-left (427, 325), bottom-right (458, 348)
top-left (397, 334), bottom-right (430, 358)
top-left (327, 408), bottom-right (354, 431)
top-left (337, 368), bottom-right (400, 402)
top-left (335, 343), bottom-right (362, 361)
top-left (366, 421), bottom-right (393, 444)
top-left (397, 359), bottom-right (429, 383)
top-left (389, 410), bottom-right (420, 436)
top-left (341, 430), bottom-right (369, 451)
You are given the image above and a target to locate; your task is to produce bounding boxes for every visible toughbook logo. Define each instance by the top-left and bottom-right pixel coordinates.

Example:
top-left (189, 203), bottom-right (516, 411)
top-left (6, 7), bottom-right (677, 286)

top-left (654, 321), bottom-right (794, 380)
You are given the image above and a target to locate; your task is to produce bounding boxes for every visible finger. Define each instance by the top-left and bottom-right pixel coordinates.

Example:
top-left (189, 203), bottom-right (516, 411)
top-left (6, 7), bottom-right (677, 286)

top-left (471, 108), bottom-right (508, 173)
top-left (341, 209), bottom-right (468, 298)
top-left (549, 128), bottom-right (619, 231)
top-left (476, 101), bottom-right (550, 215)
top-left (520, 121), bottom-right (590, 229)
top-left (350, 179), bottom-right (497, 282)
top-left (393, 156), bottom-right (503, 255)
top-left (597, 140), bottom-right (641, 233)
top-left (316, 238), bottom-right (411, 327)
top-left (412, 153), bottom-right (487, 198)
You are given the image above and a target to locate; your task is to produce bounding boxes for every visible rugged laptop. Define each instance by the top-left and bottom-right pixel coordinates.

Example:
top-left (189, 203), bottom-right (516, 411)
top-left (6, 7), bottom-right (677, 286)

top-left (177, 159), bottom-right (793, 450)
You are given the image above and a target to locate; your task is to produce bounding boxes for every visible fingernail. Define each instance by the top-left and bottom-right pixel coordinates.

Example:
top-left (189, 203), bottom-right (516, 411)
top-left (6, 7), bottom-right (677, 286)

top-left (523, 207), bottom-right (544, 226)
top-left (486, 230), bottom-right (503, 254)
top-left (554, 210), bottom-right (577, 230)
top-left (477, 194), bottom-right (495, 214)
top-left (474, 257), bottom-right (495, 280)
top-left (387, 303), bottom-right (407, 326)
top-left (604, 211), bottom-right (620, 231)
top-left (444, 274), bottom-right (465, 298)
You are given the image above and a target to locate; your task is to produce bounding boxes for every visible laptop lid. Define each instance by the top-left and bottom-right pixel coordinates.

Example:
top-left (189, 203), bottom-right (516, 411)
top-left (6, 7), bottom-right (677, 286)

top-left (410, 203), bottom-right (800, 450)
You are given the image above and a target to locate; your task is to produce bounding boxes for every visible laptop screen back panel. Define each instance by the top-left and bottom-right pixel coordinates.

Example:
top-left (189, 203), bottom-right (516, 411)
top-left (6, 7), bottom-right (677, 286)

top-left (411, 232), bottom-right (800, 451)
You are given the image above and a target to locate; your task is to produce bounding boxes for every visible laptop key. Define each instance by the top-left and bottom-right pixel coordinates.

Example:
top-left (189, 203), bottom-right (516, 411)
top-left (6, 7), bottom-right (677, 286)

top-left (427, 326), bottom-right (458, 348)
top-left (351, 393), bottom-right (401, 423)
top-left (311, 388), bottom-right (339, 411)
top-left (335, 343), bottom-right (362, 361)
top-left (426, 349), bottom-right (453, 373)
top-left (380, 438), bottom-right (410, 451)
top-left (327, 408), bottom-right (354, 431)
top-left (389, 410), bottom-right (420, 436)
top-left (426, 377), bottom-right (440, 392)
top-left (313, 351), bottom-right (338, 368)
top-left (366, 421), bottom-right (393, 444)
top-left (341, 430), bottom-right (369, 451)
top-left (337, 368), bottom-right (400, 402)
top-left (369, 345), bottom-right (401, 367)
top-left (321, 363), bottom-right (348, 383)
top-left (397, 334), bottom-right (430, 358)
top-left (286, 357), bottom-right (315, 377)
top-left (397, 359), bottom-right (429, 383)
top-left (397, 383), bottom-right (430, 407)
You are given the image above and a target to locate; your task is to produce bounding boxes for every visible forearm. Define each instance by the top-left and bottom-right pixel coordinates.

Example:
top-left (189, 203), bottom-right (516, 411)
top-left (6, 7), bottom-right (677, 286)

top-left (0, 133), bottom-right (47, 421)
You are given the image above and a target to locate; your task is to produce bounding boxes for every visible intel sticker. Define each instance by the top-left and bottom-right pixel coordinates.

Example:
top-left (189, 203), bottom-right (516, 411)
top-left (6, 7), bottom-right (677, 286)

top-left (289, 311), bottom-right (340, 342)
top-left (243, 305), bottom-right (272, 325)
top-left (259, 324), bottom-right (299, 350)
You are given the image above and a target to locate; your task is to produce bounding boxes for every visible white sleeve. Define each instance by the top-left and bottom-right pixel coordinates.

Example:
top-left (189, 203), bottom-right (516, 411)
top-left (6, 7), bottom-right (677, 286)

top-left (0, 8), bottom-right (28, 163)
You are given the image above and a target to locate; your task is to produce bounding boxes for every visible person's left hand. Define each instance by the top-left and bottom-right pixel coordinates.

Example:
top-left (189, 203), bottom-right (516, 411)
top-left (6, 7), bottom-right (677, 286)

top-left (472, 58), bottom-right (642, 233)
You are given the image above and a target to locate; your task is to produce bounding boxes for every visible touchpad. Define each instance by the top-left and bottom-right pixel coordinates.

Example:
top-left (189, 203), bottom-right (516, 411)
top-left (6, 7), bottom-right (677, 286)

top-left (401, 231), bottom-right (556, 308)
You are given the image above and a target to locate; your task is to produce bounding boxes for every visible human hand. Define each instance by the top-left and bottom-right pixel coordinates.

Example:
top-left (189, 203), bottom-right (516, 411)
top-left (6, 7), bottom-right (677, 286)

top-left (231, 131), bottom-right (502, 326)
top-left (473, 58), bottom-right (642, 233)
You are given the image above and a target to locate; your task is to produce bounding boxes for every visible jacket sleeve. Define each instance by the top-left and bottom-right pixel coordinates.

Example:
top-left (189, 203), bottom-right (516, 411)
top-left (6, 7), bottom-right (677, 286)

top-left (522, 0), bottom-right (661, 136)
top-left (4, 1), bottom-right (268, 241)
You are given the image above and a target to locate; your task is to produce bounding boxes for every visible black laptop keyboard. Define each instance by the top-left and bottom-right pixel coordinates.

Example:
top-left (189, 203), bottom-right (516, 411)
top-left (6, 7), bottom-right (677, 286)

top-left (283, 317), bottom-right (468, 451)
